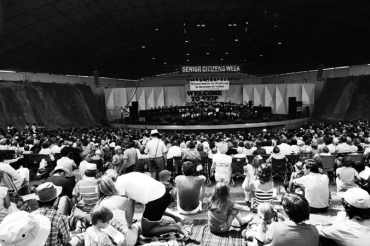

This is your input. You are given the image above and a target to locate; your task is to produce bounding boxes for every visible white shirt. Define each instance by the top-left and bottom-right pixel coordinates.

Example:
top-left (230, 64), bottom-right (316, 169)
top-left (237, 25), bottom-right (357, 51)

top-left (277, 143), bottom-right (292, 156)
top-left (263, 146), bottom-right (274, 155)
top-left (359, 166), bottom-right (370, 180)
top-left (167, 146), bottom-right (182, 159)
top-left (327, 144), bottom-right (336, 154)
top-left (294, 172), bottom-right (329, 208)
top-left (57, 157), bottom-right (76, 172)
top-left (51, 145), bottom-right (62, 154)
top-left (144, 138), bottom-right (167, 158)
top-left (212, 153), bottom-right (232, 176)
top-left (115, 172), bottom-right (165, 204)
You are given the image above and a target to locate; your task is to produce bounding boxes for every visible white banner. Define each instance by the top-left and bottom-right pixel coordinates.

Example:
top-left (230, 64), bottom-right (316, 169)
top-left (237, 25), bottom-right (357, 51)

top-left (190, 80), bottom-right (229, 91)
top-left (185, 85), bottom-right (225, 102)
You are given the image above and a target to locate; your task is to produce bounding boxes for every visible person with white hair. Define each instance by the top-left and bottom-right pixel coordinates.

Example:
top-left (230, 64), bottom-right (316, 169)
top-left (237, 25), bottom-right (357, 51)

top-left (210, 142), bottom-right (232, 183)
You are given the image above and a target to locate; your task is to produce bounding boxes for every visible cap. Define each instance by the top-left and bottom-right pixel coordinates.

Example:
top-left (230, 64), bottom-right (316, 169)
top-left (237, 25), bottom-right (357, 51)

top-left (36, 182), bottom-right (62, 202)
top-left (0, 211), bottom-right (51, 246)
top-left (159, 170), bottom-right (172, 182)
top-left (151, 129), bottom-right (159, 135)
top-left (338, 187), bottom-right (370, 209)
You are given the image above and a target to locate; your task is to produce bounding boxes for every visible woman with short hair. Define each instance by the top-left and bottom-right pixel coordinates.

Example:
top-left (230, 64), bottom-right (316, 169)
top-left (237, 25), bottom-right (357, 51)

top-left (211, 142), bottom-right (232, 183)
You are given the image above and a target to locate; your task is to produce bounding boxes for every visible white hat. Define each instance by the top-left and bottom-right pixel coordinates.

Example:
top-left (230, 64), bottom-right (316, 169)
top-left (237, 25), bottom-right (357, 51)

top-left (338, 187), bottom-right (370, 209)
top-left (50, 166), bottom-right (70, 176)
top-left (0, 211), bottom-right (51, 246)
top-left (86, 163), bottom-right (97, 170)
top-left (150, 129), bottom-right (159, 135)
top-left (114, 146), bottom-right (122, 151)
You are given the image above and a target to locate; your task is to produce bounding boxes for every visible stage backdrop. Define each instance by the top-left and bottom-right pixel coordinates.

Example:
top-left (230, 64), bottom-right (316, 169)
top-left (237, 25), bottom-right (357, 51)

top-left (242, 83), bottom-right (315, 114)
top-left (105, 83), bottom-right (314, 121)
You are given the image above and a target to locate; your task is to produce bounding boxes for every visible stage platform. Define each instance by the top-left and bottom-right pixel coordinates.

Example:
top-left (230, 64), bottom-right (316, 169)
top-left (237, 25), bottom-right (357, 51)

top-left (112, 118), bottom-right (309, 132)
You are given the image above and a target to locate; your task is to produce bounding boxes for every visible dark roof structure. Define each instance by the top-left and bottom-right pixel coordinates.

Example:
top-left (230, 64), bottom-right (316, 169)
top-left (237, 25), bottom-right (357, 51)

top-left (0, 0), bottom-right (369, 79)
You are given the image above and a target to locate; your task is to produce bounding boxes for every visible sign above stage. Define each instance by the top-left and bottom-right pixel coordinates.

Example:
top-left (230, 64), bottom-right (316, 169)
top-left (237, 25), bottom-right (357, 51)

top-left (185, 85), bottom-right (225, 102)
top-left (180, 65), bottom-right (241, 73)
top-left (190, 80), bottom-right (229, 91)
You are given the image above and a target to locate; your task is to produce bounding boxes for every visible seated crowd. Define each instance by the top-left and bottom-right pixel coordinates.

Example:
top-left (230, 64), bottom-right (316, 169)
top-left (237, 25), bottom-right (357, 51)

top-left (0, 119), bottom-right (370, 246)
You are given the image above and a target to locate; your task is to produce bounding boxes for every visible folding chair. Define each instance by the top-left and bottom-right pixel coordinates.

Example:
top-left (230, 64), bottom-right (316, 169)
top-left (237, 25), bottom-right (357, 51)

top-left (173, 156), bottom-right (183, 176)
top-left (348, 154), bottom-right (363, 163)
top-left (0, 171), bottom-right (30, 210)
top-left (320, 155), bottom-right (336, 183)
top-left (271, 158), bottom-right (288, 182)
top-left (246, 155), bottom-right (256, 164)
top-left (231, 157), bottom-right (247, 186)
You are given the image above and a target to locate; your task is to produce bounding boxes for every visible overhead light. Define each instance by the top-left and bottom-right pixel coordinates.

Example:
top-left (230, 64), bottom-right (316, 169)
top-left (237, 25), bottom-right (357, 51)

top-left (278, 41), bottom-right (282, 45)
top-left (142, 45), bottom-right (145, 48)
top-left (186, 53), bottom-right (189, 56)
top-left (235, 36), bottom-right (238, 41)
top-left (164, 62), bottom-right (167, 65)
top-left (220, 58), bottom-right (223, 61)
top-left (152, 57), bottom-right (156, 60)
top-left (185, 37), bottom-right (189, 43)
top-left (206, 52), bottom-right (209, 55)
top-left (155, 27), bottom-right (159, 31)
top-left (260, 54), bottom-right (263, 57)
top-left (225, 52), bottom-right (228, 55)
top-left (187, 59), bottom-right (190, 62)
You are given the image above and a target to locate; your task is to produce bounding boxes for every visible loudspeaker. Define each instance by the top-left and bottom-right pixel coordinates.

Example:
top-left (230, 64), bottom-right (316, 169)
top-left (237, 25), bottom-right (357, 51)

top-left (130, 101), bottom-right (139, 121)
top-left (288, 97), bottom-right (297, 119)
top-left (305, 106), bottom-right (310, 117)
top-left (249, 100), bottom-right (253, 107)
top-left (296, 101), bottom-right (303, 118)
top-left (93, 71), bottom-right (99, 85)
top-left (317, 64), bottom-right (324, 80)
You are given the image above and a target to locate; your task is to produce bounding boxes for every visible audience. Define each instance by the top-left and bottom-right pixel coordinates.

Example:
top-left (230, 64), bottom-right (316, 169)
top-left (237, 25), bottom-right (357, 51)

top-left (2, 118), bottom-right (370, 245)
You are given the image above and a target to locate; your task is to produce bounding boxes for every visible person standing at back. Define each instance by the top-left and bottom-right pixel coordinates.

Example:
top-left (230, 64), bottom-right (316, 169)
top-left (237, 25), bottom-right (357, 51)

top-left (145, 130), bottom-right (167, 179)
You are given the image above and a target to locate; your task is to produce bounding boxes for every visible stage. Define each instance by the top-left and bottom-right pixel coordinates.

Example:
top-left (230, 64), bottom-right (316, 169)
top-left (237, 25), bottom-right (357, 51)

top-left (112, 117), bottom-right (309, 132)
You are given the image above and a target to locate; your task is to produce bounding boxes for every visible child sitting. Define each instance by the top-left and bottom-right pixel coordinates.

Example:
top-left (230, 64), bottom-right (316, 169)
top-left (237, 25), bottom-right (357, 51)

top-left (84, 205), bottom-right (119, 246)
top-left (208, 182), bottom-right (252, 233)
top-left (242, 203), bottom-right (276, 246)
top-left (336, 156), bottom-right (360, 192)
top-left (287, 161), bottom-right (304, 192)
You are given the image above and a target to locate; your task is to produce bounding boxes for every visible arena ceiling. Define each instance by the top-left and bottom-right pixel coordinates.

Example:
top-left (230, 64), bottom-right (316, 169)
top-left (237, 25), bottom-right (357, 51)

top-left (0, 0), bottom-right (370, 79)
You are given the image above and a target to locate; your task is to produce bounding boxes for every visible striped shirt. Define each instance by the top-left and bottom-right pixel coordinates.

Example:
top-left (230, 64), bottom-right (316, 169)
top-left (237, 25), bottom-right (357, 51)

top-left (252, 181), bottom-right (274, 211)
top-left (73, 177), bottom-right (99, 213)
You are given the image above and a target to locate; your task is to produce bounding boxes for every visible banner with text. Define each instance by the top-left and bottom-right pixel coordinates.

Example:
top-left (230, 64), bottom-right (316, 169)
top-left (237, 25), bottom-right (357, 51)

top-left (180, 65), bottom-right (241, 73)
top-left (185, 85), bottom-right (225, 102)
top-left (190, 80), bottom-right (229, 91)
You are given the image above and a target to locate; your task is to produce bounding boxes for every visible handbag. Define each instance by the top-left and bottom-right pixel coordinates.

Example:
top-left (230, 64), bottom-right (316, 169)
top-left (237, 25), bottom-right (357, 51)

top-left (149, 140), bottom-right (160, 168)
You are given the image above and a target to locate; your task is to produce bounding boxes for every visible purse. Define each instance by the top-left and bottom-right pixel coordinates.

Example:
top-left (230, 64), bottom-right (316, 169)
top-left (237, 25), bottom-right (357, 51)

top-left (149, 141), bottom-right (160, 168)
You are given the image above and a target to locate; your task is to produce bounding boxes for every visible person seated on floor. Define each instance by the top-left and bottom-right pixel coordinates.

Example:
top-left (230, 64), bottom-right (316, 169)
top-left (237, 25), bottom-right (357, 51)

top-left (0, 211), bottom-right (51, 246)
top-left (0, 171), bottom-right (10, 224)
top-left (292, 160), bottom-right (329, 213)
top-left (104, 169), bottom-right (119, 182)
top-left (115, 172), bottom-right (189, 239)
top-left (97, 176), bottom-right (140, 246)
top-left (317, 188), bottom-right (370, 246)
top-left (47, 166), bottom-right (75, 215)
top-left (79, 151), bottom-right (93, 180)
top-left (208, 182), bottom-right (252, 234)
top-left (73, 164), bottom-right (100, 214)
top-left (39, 141), bottom-right (55, 161)
top-left (57, 146), bottom-right (77, 172)
top-left (245, 163), bottom-right (274, 213)
top-left (159, 170), bottom-right (174, 189)
top-left (33, 182), bottom-right (71, 246)
top-left (265, 193), bottom-right (319, 246)
top-left (336, 156), bottom-right (360, 192)
top-left (175, 161), bottom-right (205, 215)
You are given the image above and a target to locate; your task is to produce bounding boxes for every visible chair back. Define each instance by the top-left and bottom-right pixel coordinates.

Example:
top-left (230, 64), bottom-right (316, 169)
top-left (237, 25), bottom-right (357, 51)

top-left (271, 158), bottom-right (286, 173)
top-left (246, 155), bottom-right (255, 164)
top-left (0, 171), bottom-right (17, 193)
top-left (286, 155), bottom-right (299, 165)
top-left (348, 154), bottom-right (363, 163)
top-left (261, 155), bottom-right (269, 163)
top-left (0, 150), bottom-right (15, 159)
top-left (320, 155), bottom-right (336, 171)
top-left (231, 157), bottom-right (246, 172)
